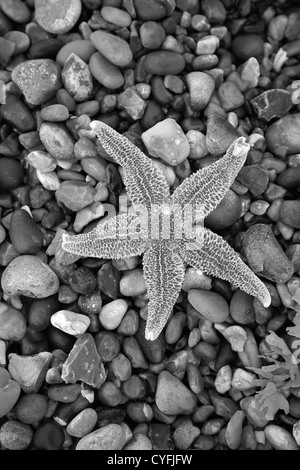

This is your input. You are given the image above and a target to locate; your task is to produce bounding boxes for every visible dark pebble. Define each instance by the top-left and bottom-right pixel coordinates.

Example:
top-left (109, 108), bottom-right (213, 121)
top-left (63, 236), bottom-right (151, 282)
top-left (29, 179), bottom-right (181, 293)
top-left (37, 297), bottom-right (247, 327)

top-left (0, 157), bottom-right (24, 190)
top-left (14, 393), bottom-right (48, 424)
top-left (136, 319), bottom-right (165, 364)
top-left (97, 261), bottom-right (121, 299)
top-left (29, 295), bottom-right (61, 331)
top-left (281, 201), bottom-right (300, 229)
top-left (0, 420), bottom-right (33, 450)
top-left (94, 330), bottom-right (121, 362)
top-left (231, 34), bottom-right (264, 61)
top-left (144, 51), bottom-right (185, 76)
top-left (237, 165), bottom-right (269, 197)
top-left (9, 209), bottom-right (44, 255)
top-left (33, 421), bottom-right (65, 450)
top-left (1, 94), bottom-right (35, 132)
top-left (48, 325), bottom-right (76, 353)
top-left (276, 168), bottom-right (300, 189)
top-left (47, 383), bottom-right (81, 403)
top-left (67, 266), bottom-right (97, 295)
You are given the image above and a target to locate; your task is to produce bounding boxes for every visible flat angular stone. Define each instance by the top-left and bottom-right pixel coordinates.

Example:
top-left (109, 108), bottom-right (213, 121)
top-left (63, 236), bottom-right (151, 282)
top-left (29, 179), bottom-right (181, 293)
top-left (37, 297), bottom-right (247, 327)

top-left (251, 89), bottom-right (293, 122)
top-left (61, 333), bottom-right (106, 389)
top-left (8, 351), bottom-right (52, 393)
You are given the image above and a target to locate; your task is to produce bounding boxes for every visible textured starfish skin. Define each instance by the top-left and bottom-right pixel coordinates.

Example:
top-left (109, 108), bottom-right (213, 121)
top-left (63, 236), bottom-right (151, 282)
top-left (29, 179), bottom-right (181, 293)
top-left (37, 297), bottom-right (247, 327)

top-left (62, 121), bottom-right (271, 341)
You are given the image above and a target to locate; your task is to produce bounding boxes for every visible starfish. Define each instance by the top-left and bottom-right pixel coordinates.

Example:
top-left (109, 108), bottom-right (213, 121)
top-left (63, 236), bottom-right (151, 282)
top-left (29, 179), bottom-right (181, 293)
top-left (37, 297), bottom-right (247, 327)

top-left (62, 121), bottom-right (271, 341)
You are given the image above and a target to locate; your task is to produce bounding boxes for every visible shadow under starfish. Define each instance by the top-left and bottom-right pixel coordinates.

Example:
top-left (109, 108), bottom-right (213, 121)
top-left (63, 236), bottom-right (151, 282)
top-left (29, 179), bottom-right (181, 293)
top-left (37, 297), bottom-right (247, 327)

top-left (62, 121), bottom-right (271, 341)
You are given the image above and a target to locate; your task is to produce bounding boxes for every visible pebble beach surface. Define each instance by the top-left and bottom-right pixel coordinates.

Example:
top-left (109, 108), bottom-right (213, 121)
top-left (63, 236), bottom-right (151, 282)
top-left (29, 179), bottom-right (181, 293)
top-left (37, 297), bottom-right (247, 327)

top-left (1, 0), bottom-right (300, 452)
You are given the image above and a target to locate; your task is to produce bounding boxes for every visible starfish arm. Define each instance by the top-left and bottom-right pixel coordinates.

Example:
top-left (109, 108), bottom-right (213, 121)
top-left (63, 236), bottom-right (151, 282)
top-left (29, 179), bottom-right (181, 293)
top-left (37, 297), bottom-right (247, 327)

top-left (62, 213), bottom-right (147, 259)
top-left (143, 242), bottom-right (185, 341)
top-left (171, 137), bottom-right (250, 219)
top-left (179, 228), bottom-right (271, 308)
top-left (90, 121), bottom-right (170, 208)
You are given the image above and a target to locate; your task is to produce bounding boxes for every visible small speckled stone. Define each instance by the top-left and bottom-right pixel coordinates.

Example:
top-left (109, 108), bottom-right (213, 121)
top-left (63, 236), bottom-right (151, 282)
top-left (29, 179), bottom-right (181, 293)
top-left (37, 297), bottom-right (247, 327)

top-left (99, 299), bottom-right (128, 330)
top-left (173, 419), bottom-right (201, 449)
top-left (186, 72), bottom-right (215, 111)
top-left (0, 300), bottom-right (26, 341)
top-left (62, 54), bottom-right (93, 102)
top-left (14, 393), bottom-right (48, 424)
top-left (155, 371), bottom-right (197, 415)
top-left (12, 59), bottom-right (62, 106)
top-left (8, 351), bottom-right (52, 393)
top-left (218, 81), bottom-right (245, 111)
top-left (61, 333), bottom-right (106, 389)
top-left (142, 118), bottom-right (190, 165)
top-left (66, 408), bottom-right (98, 438)
top-left (90, 30), bottom-right (133, 67)
top-left (0, 420), bottom-right (33, 450)
top-left (51, 310), bottom-right (90, 337)
top-left (1, 255), bottom-right (59, 298)
top-left (76, 423), bottom-right (126, 450)
top-left (188, 289), bottom-right (230, 323)
top-left (39, 123), bottom-right (75, 161)
top-left (120, 268), bottom-right (146, 296)
top-left (35, 0), bottom-right (82, 34)
top-left (265, 425), bottom-right (299, 450)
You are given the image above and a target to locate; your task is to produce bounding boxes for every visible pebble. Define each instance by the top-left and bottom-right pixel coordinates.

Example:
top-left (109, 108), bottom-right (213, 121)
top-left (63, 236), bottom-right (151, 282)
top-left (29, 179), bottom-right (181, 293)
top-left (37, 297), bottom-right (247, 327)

top-left (0, 420), bottom-right (33, 450)
top-left (205, 189), bottom-right (241, 231)
top-left (50, 310), bottom-right (90, 337)
top-left (214, 365), bottom-right (232, 394)
top-left (33, 421), bottom-right (65, 450)
top-left (123, 337), bottom-right (148, 369)
top-left (35, 0), bottom-right (82, 34)
top-left (172, 419), bottom-right (200, 449)
top-left (242, 224), bottom-right (294, 283)
top-left (250, 89), bottom-right (293, 122)
top-left (265, 114), bottom-right (300, 158)
top-left (99, 299), bottom-right (128, 330)
top-left (218, 81), bottom-right (245, 111)
top-left (118, 87), bottom-right (146, 120)
top-left (62, 53), bottom-right (93, 102)
top-left (0, 36), bottom-right (15, 66)
top-left (4, 30), bottom-right (30, 54)
top-left (61, 333), bottom-right (106, 389)
top-left (237, 164), bottom-right (269, 197)
top-left (8, 351), bottom-right (52, 393)
top-left (0, 300), bottom-right (26, 341)
top-left (185, 72), bottom-right (215, 111)
top-left (101, 6), bottom-right (131, 27)
top-left (188, 289), bottom-right (229, 323)
top-left (26, 150), bottom-right (56, 173)
top-left (66, 408), bottom-right (98, 438)
top-left (265, 425), bottom-right (299, 450)
top-left (12, 59), bottom-right (62, 106)
top-left (55, 181), bottom-right (96, 211)
top-left (133, 0), bottom-right (168, 20)
top-left (240, 57), bottom-right (260, 89)
top-left (39, 123), bottom-right (75, 161)
top-left (40, 104), bottom-right (69, 122)
top-left (0, 368), bottom-right (21, 418)
top-left (76, 423), bottom-right (126, 450)
top-left (0, 157), bottom-right (24, 190)
top-left (9, 209), bottom-right (44, 254)
top-left (277, 168), bottom-right (300, 189)
top-left (67, 267), bottom-right (97, 295)
top-left (14, 393), bottom-right (48, 424)
top-left (140, 21), bottom-right (166, 49)
top-left (0, 0), bottom-right (31, 23)
top-left (281, 201), bottom-right (300, 229)
top-left (144, 51), bottom-right (185, 75)
top-left (205, 114), bottom-right (239, 156)
top-left (90, 30), bottom-right (133, 68)
top-left (142, 118), bottom-right (190, 165)
top-left (1, 94), bottom-right (35, 133)
top-left (136, 319), bottom-right (165, 364)
top-left (201, 0), bottom-right (226, 24)
top-left (225, 410), bottom-right (245, 450)
top-left (89, 52), bottom-right (124, 89)
top-left (231, 34), bottom-right (265, 61)
top-left (155, 371), bottom-right (197, 415)
top-left (120, 269), bottom-right (146, 296)
top-left (124, 433), bottom-right (152, 450)
top-left (56, 40), bottom-right (96, 68)
top-left (240, 396), bottom-right (269, 428)
top-left (230, 289), bottom-right (255, 325)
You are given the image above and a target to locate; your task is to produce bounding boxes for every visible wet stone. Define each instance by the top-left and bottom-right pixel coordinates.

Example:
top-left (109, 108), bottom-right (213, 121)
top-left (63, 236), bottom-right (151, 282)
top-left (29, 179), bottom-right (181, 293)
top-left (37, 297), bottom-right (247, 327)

top-left (155, 371), bottom-right (197, 415)
top-left (0, 300), bottom-right (26, 341)
top-left (61, 333), bottom-right (106, 389)
top-left (62, 53), bottom-right (93, 103)
top-left (242, 224), bottom-right (294, 283)
top-left (8, 351), bottom-right (52, 393)
top-left (251, 89), bottom-right (293, 121)
top-left (1, 255), bottom-right (59, 298)
top-left (12, 59), bottom-right (62, 106)
top-left (35, 0), bottom-right (82, 34)
top-left (0, 368), bottom-right (21, 418)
